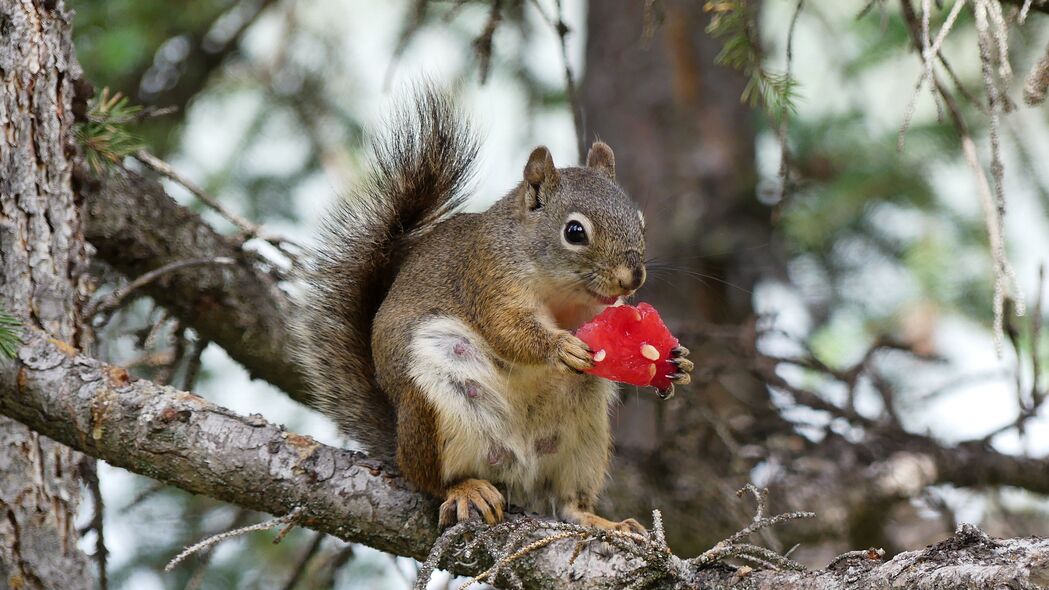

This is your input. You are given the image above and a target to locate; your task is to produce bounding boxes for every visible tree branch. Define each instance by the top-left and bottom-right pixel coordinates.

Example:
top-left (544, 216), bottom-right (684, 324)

top-left (81, 168), bottom-right (307, 402)
top-left (4, 330), bottom-right (1049, 589)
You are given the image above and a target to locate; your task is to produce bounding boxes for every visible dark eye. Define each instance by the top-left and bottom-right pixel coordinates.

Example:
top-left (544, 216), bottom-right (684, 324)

top-left (563, 220), bottom-right (589, 246)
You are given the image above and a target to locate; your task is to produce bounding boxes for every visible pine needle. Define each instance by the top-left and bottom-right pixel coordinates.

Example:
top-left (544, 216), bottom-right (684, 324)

top-left (0, 309), bottom-right (22, 359)
top-left (705, 0), bottom-right (799, 120)
top-left (75, 88), bottom-right (145, 173)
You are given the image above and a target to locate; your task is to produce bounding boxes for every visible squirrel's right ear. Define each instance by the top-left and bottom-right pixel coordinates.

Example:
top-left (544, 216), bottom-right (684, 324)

top-left (522, 146), bottom-right (559, 211)
top-left (586, 141), bottom-right (615, 181)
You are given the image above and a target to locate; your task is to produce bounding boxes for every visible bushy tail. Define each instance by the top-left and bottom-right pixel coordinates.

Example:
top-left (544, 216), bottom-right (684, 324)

top-left (294, 88), bottom-right (478, 460)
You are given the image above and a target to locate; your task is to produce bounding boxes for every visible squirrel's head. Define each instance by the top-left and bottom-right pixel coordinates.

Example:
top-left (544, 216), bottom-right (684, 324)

top-left (515, 142), bottom-right (646, 306)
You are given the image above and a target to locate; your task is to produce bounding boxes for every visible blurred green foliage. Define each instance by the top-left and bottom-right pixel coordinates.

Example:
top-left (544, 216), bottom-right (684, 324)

top-left (74, 1), bottom-right (221, 80)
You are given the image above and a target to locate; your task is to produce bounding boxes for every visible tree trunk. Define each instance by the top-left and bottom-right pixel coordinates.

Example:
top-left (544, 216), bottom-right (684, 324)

top-left (0, 1), bottom-right (93, 587)
top-left (583, 0), bottom-right (786, 554)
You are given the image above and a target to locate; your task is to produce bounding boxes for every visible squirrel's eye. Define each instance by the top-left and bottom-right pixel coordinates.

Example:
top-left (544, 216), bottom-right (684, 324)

top-left (564, 220), bottom-right (589, 246)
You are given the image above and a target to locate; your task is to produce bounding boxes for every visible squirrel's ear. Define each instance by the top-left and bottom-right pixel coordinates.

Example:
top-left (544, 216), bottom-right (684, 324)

top-left (586, 141), bottom-right (615, 181)
top-left (522, 146), bottom-right (559, 211)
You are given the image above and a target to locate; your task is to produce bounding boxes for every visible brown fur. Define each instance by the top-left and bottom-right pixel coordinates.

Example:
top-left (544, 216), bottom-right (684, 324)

top-left (293, 88), bottom-right (477, 461)
top-left (371, 160), bottom-right (647, 528)
top-left (395, 383), bottom-right (444, 496)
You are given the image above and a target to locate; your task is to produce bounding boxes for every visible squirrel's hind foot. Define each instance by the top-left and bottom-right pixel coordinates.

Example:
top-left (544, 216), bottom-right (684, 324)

top-left (439, 478), bottom-right (505, 527)
top-left (570, 511), bottom-right (647, 535)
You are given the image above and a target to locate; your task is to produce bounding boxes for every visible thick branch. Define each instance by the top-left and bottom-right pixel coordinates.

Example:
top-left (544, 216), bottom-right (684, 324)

top-left (81, 168), bottom-right (307, 402)
top-left (872, 431), bottom-right (1049, 495)
top-left (4, 331), bottom-right (1049, 589)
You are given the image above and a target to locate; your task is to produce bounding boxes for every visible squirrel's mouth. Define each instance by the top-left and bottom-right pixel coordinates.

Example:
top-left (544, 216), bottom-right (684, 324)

top-left (585, 288), bottom-right (620, 306)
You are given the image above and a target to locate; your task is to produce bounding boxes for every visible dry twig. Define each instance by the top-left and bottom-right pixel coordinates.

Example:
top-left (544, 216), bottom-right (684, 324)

top-left (78, 457), bottom-right (108, 590)
top-left (690, 485), bottom-right (814, 571)
top-left (134, 150), bottom-right (301, 260)
top-left (184, 509), bottom-right (254, 590)
top-left (85, 257), bottom-right (236, 322)
top-left (528, 0), bottom-right (586, 164)
top-left (165, 507), bottom-right (304, 571)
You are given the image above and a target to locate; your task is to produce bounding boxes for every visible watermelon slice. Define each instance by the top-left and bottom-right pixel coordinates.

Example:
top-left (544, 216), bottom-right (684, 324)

top-left (575, 302), bottom-right (680, 391)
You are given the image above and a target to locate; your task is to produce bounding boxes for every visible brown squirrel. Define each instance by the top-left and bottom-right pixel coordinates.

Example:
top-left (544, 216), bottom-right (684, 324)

top-left (295, 88), bottom-right (693, 532)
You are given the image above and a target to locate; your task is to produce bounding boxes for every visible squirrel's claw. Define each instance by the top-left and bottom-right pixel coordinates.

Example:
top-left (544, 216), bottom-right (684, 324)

top-left (670, 357), bottom-right (694, 373)
top-left (556, 332), bottom-right (594, 372)
top-left (656, 371), bottom-right (690, 400)
top-left (667, 371), bottom-right (691, 386)
top-left (666, 346), bottom-right (693, 392)
top-left (439, 478), bottom-right (505, 527)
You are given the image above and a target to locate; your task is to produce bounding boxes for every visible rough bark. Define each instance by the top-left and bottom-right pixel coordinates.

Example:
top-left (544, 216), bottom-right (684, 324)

top-left (4, 330), bottom-right (1049, 590)
top-left (0, 0), bottom-right (92, 587)
top-left (81, 168), bottom-right (306, 402)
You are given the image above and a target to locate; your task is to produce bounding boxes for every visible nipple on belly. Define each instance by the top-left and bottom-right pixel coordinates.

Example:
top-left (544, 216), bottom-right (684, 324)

top-left (535, 435), bottom-right (559, 455)
top-left (487, 446), bottom-right (511, 466)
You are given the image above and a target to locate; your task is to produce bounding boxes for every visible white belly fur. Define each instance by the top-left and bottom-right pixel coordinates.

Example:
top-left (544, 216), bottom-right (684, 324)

top-left (407, 316), bottom-right (617, 512)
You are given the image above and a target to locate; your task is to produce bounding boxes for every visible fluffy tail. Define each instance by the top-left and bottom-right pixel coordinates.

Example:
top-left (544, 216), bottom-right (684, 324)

top-left (294, 88), bottom-right (478, 460)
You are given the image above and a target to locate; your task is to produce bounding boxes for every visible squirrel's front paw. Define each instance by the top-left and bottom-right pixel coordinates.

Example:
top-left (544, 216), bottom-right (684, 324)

top-left (555, 331), bottom-right (593, 373)
top-left (658, 346), bottom-right (694, 399)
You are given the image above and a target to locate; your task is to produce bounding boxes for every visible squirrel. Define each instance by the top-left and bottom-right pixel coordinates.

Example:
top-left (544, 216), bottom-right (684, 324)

top-left (294, 88), bottom-right (693, 532)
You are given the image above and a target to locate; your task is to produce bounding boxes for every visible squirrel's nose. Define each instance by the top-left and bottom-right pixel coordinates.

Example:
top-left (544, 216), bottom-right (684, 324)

top-left (615, 265), bottom-right (646, 292)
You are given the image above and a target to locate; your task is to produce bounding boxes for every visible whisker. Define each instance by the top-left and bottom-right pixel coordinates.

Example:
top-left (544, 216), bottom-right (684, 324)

top-left (641, 273), bottom-right (685, 292)
top-left (644, 241), bottom-right (771, 265)
top-left (638, 195), bottom-right (676, 223)
top-left (645, 266), bottom-right (752, 295)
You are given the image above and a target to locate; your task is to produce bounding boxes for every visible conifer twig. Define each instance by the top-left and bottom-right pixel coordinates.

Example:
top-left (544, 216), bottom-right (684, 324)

top-left (775, 0), bottom-right (804, 207)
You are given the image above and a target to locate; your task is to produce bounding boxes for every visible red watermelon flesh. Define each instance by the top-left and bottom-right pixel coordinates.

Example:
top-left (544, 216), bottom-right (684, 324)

top-left (575, 302), bottom-right (679, 390)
